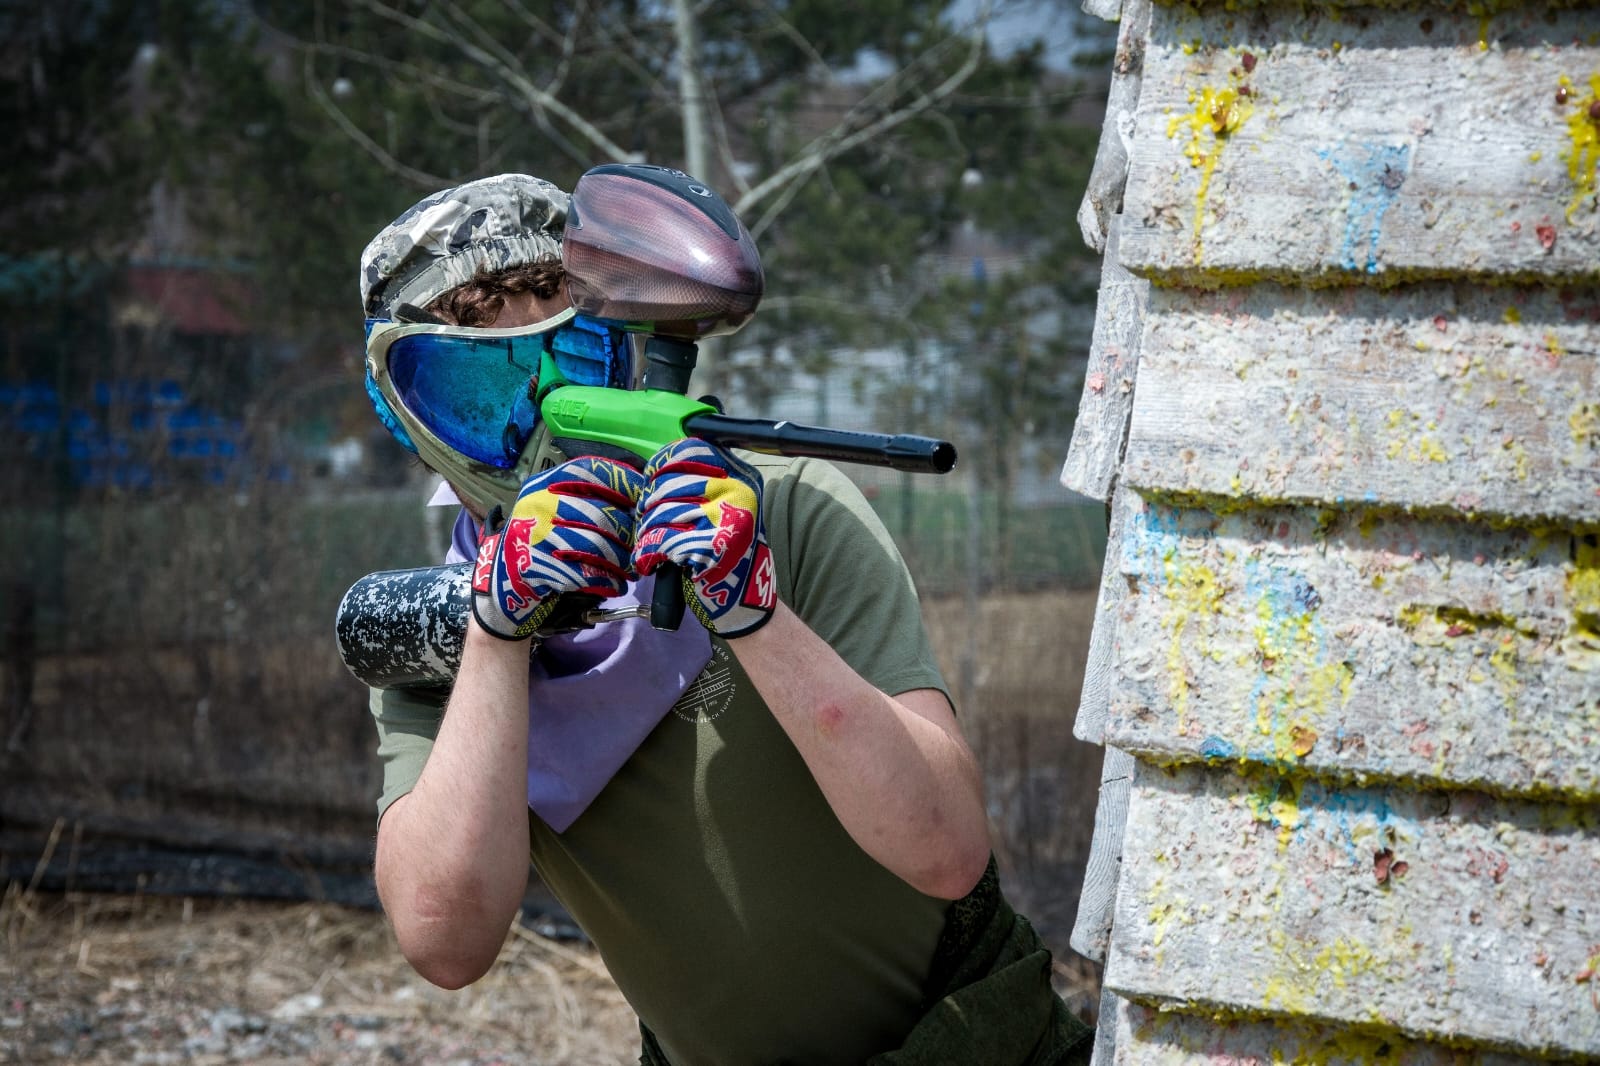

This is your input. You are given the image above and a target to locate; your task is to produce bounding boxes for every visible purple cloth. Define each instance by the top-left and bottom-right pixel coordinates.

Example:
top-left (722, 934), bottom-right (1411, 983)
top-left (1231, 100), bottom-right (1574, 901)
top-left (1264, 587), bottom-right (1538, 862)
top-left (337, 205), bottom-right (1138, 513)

top-left (449, 509), bottom-right (712, 831)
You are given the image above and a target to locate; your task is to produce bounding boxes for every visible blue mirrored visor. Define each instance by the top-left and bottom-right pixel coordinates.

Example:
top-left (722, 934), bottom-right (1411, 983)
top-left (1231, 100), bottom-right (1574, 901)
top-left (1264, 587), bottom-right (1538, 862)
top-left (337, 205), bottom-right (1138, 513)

top-left (373, 316), bottom-right (630, 470)
top-left (387, 330), bottom-right (544, 468)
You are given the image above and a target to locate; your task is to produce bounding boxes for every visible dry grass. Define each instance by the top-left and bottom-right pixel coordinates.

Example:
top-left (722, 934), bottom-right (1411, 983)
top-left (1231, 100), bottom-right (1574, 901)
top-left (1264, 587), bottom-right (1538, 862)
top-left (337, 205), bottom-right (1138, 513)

top-left (1, 881), bottom-right (638, 1065)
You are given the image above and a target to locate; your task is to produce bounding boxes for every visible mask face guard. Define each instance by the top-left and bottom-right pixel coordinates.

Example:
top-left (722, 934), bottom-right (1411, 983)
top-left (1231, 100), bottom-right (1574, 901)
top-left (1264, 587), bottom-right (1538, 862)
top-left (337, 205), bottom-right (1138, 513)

top-left (363, 310), bottom-right (631, 514)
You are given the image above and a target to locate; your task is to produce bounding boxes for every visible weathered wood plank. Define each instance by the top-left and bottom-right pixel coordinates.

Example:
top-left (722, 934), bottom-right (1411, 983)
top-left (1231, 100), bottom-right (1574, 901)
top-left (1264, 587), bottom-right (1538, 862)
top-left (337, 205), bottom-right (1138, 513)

top-left (1078, 0), bottom-right (1153, 253)
top-left (1118, 5), bottom-right (1600, 284)
top-left (1105, 762), bottom-right (1600, 1058)
top-left (1109, 998), bottom-right (1535, 1065)
top-left (1071, 744), bottom-right (1137, 962)
top-left (1091, 986), bottom-right (1122, 1066)
top-left (1104, 492), bottom-right (1600, 799)
top-left (1076, 484), bottom-right (1138, 744)
top-left (1063, 218), bottom-right (1151, 501)
top-left (1170, 1), bottom-right (1597, 10)
top-left (1121, 283), bottom-right (1600, 524)
top-left (1081, 0), bottom-right (1124, 24)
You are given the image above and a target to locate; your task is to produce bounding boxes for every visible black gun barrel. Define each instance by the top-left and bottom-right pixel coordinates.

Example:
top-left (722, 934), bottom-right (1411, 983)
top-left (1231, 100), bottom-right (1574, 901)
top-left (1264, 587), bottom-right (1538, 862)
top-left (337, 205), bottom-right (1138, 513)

top-left (683, 413), bottom-right (956, 474)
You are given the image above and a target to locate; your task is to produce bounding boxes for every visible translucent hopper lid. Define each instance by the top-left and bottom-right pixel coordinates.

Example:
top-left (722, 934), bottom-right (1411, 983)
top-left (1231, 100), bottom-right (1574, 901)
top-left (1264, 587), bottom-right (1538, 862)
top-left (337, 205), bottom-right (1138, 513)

top-left (561, 164), bottom-right (765, 340)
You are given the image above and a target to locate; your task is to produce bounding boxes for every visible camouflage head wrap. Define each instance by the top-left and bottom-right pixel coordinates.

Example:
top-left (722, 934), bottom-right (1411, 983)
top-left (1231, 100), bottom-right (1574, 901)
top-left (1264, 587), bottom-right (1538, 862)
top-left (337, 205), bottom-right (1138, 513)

top-left (359, 173), bottom-right (569, 318)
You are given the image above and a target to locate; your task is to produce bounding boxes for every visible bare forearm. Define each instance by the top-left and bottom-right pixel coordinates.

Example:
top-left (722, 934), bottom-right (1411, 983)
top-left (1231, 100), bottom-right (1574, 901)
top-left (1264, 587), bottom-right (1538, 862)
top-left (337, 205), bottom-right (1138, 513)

top-left (376, 626), bottom-right (532, 987)
top-left (728, 603), bottom-right (990, 899)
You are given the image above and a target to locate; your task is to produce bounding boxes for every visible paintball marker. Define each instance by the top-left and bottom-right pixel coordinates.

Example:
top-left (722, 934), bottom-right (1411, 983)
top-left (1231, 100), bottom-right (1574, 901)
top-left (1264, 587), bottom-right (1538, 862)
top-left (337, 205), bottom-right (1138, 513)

top-left (335, 164), bottom-right (956, 689)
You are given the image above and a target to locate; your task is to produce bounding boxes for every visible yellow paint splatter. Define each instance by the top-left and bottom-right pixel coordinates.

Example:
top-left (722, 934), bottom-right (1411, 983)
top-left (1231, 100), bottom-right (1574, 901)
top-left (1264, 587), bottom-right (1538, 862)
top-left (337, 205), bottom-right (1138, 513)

top-left (1572, 402), bottom-right (1599, 448)
top-left (1489, 632), bottom-right (1520, 681)
top-left (1313, 937), bottom-right (1380, 989)
top-left (1559, 74), bottom-right (1600, 220)
top-left (1260, 927), bottom-right (1388, 1016)
top-left (1384, 408), bottom-right (1451, 464)
top-left (1546, 331), bottom-right (1568, 363)
top-left (1502, 437), bottom-right (1531, 481)
top-left (1249, 584), bottom-right (1351, 766)
top-left (1142, 875), bottom-right (1199, 963)
top-left (1162, 557), bottom-right (1224, 730)
top-left (1245, 775), bottom-right (1304, 849)
top-left (1570, 535), bottom-right (1600, 662)
top-left (1168, 69), bottom-right (1256, 264)
top-left (1503, 305), bottom-right (1522, 324)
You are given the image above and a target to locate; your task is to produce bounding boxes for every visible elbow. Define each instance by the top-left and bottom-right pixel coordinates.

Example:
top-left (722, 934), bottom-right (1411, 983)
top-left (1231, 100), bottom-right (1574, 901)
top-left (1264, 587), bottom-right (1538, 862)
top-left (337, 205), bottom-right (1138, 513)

top-left (905, 821), bottom-right (992, 901)
top-left (382, 879), bottom-right (520, 990)
top-left (919, 838), bottom-right (992, 901)
top-left (402, 940), bottom-right (497, 991)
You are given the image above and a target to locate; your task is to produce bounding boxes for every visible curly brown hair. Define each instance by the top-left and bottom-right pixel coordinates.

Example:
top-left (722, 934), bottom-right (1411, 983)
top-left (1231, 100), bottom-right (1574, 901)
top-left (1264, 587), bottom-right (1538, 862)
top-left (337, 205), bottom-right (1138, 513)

top-left (427, 256), bottom-right (566, 327)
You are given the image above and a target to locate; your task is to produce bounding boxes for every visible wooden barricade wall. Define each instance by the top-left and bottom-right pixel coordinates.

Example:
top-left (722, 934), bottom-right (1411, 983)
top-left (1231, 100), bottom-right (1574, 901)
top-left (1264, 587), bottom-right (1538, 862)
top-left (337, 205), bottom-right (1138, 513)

top-left (1062, 2), bottom-right (1599, 1061)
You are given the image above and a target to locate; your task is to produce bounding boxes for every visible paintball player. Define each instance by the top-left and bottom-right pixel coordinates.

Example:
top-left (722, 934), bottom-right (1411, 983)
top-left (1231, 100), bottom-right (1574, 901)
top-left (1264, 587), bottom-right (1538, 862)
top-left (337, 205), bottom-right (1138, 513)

top-left (356, 171), bottom-right (1091, 1064)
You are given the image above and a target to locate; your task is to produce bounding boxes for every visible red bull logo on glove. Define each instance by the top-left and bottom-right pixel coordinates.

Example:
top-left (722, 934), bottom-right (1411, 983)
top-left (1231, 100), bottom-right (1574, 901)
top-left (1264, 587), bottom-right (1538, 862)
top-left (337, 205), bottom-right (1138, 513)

top-left (500, 517), bottom-right (543, 613)
top-left (702, 502), bottom-right (755, 587)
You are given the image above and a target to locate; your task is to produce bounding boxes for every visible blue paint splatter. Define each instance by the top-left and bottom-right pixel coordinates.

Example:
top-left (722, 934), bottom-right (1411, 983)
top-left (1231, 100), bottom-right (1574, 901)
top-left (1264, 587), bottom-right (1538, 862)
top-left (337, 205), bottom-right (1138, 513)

top-left (1123, 503), bottom-right (1218, 585)
top-left (1201, 735), bottom-right (1237, 760)
top-left (1240, 558), bottom-right (1333, 766)
top-left (1298, 779), bottom-right (1406, 868)
top-left (1317, 142), bottom-right (1412, 274)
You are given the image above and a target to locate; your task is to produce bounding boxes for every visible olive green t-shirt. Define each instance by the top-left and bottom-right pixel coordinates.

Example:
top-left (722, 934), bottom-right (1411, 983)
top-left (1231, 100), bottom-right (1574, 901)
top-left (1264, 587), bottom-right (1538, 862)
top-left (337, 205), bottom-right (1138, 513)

top-left (370, 455), bottom-right (954, 1065)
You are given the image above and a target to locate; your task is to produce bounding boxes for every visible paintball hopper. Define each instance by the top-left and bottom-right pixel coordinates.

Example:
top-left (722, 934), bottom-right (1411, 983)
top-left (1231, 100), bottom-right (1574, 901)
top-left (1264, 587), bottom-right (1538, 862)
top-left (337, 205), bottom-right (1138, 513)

top-left (562, 164), bottom-right (764, 340)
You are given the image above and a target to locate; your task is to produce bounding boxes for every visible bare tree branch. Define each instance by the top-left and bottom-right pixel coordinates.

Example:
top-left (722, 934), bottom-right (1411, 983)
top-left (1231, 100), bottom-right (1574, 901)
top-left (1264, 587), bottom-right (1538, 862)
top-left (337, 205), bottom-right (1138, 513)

top-left (301, 52), bottom-right (454, 190)
top-left (498, 0), bottom-right (567, 50)
top-left (705, 86), bottom-right (751, 198)
top-left (739, 24), bottom-right (987, 235)
top-left (352, 0), bottom-right (639, 163)
top-left (293, 39), bottom-right (506, 106)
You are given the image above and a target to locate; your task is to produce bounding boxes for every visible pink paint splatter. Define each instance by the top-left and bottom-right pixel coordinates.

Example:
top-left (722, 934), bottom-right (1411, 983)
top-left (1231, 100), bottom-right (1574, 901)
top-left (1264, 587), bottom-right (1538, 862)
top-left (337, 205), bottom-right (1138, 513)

top-left (1432, 314), bottom-right (1449, 332)
top-left (1537, 222), bottom-right (1558, 252)
top-left (1465, 846), bottom-right (1510, 884)
top-left (1511, 220), bottom-right (1522, 236)
top-left (1087, 372), bottom-right (1106, 393)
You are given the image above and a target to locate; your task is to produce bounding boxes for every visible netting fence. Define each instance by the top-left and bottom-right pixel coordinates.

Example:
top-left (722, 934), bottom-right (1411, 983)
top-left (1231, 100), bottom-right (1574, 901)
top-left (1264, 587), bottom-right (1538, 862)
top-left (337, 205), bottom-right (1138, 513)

top-left (0, 342), bottom-right (1108, 961)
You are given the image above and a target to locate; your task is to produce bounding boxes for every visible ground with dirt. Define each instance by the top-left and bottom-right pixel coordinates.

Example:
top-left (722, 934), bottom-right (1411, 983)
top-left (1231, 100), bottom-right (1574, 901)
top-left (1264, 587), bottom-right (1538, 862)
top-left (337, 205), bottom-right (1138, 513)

top-left (4, 882), bottom-right (1100, 1065)
top-left (2, 887), bottom-right (639, 1065)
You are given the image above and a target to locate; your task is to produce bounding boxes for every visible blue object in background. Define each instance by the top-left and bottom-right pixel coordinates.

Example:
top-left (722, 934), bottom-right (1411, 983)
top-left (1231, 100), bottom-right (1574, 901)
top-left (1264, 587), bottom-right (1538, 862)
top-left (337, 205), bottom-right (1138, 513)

top-left (2, 377), bottom-right (276, 489)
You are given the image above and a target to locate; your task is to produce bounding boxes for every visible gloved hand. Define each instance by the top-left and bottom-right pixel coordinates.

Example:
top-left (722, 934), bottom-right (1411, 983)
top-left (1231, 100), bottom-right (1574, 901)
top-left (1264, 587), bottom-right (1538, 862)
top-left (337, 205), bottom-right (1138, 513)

top-left (472, 457), bottom-right (644, 640)
top-left (633, 439), bottom-right (777, 638)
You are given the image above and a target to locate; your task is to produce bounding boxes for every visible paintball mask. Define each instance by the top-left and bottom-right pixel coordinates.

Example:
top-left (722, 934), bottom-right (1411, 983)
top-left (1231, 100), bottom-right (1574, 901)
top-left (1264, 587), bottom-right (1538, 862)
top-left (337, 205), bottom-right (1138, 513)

top-left (358, 164), bottom-right (763, 516)
top-left (363, 312), bottom-right (633, 514)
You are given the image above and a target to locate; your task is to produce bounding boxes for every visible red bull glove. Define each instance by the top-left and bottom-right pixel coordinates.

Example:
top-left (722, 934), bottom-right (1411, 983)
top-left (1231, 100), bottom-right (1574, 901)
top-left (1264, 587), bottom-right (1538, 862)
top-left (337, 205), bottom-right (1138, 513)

top-left (633, 439), bottom-right (777, 639)
top-left (472, 457), bottom-right (644, 640)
